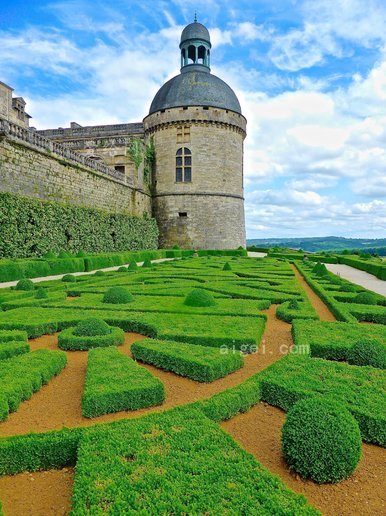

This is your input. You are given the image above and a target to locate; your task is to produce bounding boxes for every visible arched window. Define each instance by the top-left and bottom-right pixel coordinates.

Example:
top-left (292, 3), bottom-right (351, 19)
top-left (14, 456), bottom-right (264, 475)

top-left (176, 147), bottom-right (192, 182)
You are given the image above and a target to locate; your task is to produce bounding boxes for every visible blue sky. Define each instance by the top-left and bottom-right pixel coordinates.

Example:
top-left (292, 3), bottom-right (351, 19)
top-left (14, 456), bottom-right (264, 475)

top-left (1, 0), bottom-right (386, 239)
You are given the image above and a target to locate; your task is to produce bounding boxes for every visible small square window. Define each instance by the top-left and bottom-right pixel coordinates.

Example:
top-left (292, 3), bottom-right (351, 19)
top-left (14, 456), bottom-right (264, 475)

top-left (114, 165), bottom-right (125, 173)
top-left (179, 212), bottom-right (188, 217)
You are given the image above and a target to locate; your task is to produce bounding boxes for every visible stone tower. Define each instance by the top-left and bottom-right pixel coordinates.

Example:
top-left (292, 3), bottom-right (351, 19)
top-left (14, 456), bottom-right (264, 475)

top-left (143, 20), bottom-right (246, 249)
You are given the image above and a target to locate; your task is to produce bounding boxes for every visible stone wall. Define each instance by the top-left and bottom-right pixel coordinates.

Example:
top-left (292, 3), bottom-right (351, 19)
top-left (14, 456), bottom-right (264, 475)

top-left (144, 105), bottom-right (246, 249)
top-left (0, 127), bottom-right (152, 217)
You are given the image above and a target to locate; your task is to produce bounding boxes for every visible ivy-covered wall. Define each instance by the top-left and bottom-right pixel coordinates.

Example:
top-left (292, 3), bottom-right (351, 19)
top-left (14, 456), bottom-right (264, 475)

top-left (0, 192), bottom-right (159, 259)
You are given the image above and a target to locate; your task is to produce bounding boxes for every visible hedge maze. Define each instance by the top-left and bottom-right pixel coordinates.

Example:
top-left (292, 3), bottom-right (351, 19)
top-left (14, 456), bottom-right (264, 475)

top-left (0, 253), bottom-right (384, 513)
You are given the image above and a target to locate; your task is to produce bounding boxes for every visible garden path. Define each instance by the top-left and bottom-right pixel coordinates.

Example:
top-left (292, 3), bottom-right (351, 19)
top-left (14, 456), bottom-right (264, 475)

top-left (326, 263), bottom-right (386, 296)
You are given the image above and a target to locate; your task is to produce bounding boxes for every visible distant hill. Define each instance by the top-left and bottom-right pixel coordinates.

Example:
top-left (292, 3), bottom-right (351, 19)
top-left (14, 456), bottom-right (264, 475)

top-left (246, 236), bottom-right (386, 254)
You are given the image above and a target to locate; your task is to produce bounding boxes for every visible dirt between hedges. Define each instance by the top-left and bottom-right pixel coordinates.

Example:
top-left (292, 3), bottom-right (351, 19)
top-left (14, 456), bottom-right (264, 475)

top-left (0, 290), bottom-right (384, 515)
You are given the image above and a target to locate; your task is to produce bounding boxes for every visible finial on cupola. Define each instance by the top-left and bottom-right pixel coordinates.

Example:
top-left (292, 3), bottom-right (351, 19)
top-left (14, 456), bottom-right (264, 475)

top-left (194, 11), bottom-right (197, 23)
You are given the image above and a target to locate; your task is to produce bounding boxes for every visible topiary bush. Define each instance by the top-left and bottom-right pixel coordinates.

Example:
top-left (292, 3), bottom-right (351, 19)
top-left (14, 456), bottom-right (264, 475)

top-left (62, 274), bottom-right (77, 283)
top-left (347, 338), bottom-right (386, 369)
top-left (223, 262), bottom-right (232, 271)
top-left (117, 266), bottom-right (127, 272)
top-left (340, 284), bottom-right (356, 292)
top-left (73, 318), bottom-right (112, 336)
top-left (94, 270), bottom-right (106, 277)
top-left (35, 287), bottom-right (48, 299)
top-left (58, 319), bottom-right (125, 351)
top-left (184, 289), bottom-right (216, 307)
top-left (103, 286), bottom-right (134, 304)
top-left (142, 259), bottom-right (152, 267)
top-left (15, 279), bottom-right (34, 291)
top-left (76, 250), bottom-right (86, 257)
top-left (281, 397), bottom-right (362, 483)
top-left (43, 251), bottom-right (56, 259)
top-left (128, 261), bottom-right (138, 270)
top-left (288, 299), bottom-right (299, 310)
top-left (354, 292), bottom-right (378, 305)
top-left (312, 262), bottom-right (328, 277)
top-left (58, 251), bottom-right (71, 258)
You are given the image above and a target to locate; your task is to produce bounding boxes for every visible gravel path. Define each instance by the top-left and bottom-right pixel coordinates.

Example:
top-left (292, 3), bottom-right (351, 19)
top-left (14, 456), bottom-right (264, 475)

top-left (326, 264), bottom-right (386, 296)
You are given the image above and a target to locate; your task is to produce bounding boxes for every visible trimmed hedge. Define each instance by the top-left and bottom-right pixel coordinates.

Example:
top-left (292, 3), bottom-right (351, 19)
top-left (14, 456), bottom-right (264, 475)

top-left (71, 407), bottom-right (317, 514)
top-left (282, 397), bottom-right (362, 483)
top-left (0, 341), bottom-right (30, 361)
top-left (338, 255), bottom-right (386, 280)
top-left (82, 347), bottom-right (165, 417)
top-left (292, 320), bottom-right (386, 362)
top-left (184, 289), bottom-right (216, 307)
top-left (0, 349), bottom-right (67, 421)
top-left (132, 338), bottom-right (244, 382)
top-left (276, 300), bottom-right (319, 323)
top-left (0, 191), bottom-right (159, 260)
top-left (347, 339), bottom-right (386, 369)
top-left (58, 325), bottom-right (124, 351)
top-left (102, 286), bottom-right (134, 304)
top-left (259, 354), bottom-right (386, 446)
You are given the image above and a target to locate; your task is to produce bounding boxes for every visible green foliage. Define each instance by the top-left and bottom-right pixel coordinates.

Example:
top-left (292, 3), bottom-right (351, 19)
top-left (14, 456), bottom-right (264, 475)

top-left (58, 325), bottom-right (124, 351)
top-left (71, 407), bottom-right (318, 514)
top-left (340, 283), bottom-right (356, 292)
top-left (184, 289), bottom-right (216, 307)
top-left (82, 347), bottom-right (165, 417)
top-left (0, 341), bottom-right (30, 361)
top-left (259, 354), bottom-right (386, 446)
top-left (44, 251), bottom-right (56, 259)
top-left (142, 258), bottom-right (152, 267)
top-left (0, 191), bottom-right (158, 260)
top-left (0, 349), bottom-right (67, 421)
top-left (288, 299), bottom-right (299, 310)
top-left (132, 338), bottom-right (244, 382)
top-left (348, 339), bottom-right (386, 369)
top-left (312, 262), bottom-right (328, 276)
top-left (15, 279), bottom-right (34, 291)
top-left (58, 251), bottom-right (71, 258)
top-left (35, 287), bottom-right (48, 299)
top-left (354, 292), bottom-right (378, 305)
top-left (276, 300), bottom-right (318, 323)
top-left (93, 270), bottom-right (106, 277)
top-left (62, 274), bottom-right (76, 283)
top-left (282, 397), bottom-right (362, 483)
top-left (73, 318), bottom-right (112, 337)
top-left (117, 266), bottom-right (127, 272)
top-left (292, 320), bottom-right (386, 362)
top-left (222, 262), bottom-right (232, 271)
top-left (103, 286), bottom-right (134, 304)
top-left (128, 261), bottom-right (138, 270)
top-left (338, 255), bottom-right (386, 280)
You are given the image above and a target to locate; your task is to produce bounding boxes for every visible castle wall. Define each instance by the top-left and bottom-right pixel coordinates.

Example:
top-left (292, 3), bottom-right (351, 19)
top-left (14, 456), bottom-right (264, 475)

top-left (0, 122), bottom-right (151, 217)
top-left (144, 106), bottom-right (246, 249)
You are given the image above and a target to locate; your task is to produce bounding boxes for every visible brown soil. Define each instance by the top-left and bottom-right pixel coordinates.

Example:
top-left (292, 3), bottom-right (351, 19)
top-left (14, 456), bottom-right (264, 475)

top-left (292, 264), bottom-right (336, 321)
top-left (0, 468), bottom-right (74, 516)
top-left (221, 403), bottom-right (386, 516)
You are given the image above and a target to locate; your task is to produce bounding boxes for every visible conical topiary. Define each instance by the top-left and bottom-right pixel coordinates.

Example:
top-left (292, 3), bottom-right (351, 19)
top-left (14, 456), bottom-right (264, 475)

top-left (223, 262), bottom-right (232, 271)
top-left (142, 259), bottom-right (152, 267)
top-left (128, 261), bottom-right (138, 270)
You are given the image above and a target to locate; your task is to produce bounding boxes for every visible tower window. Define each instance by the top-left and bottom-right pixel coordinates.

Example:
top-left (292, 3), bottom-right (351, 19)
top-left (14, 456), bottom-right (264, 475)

top-left (178, 212), bottom-right (187, 217)
top-left (176, 147), bottom-right (192, 183)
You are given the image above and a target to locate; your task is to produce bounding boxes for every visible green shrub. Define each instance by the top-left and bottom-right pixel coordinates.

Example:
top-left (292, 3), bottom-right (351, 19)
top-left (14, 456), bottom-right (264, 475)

top-left (223, 262), bottom-right (232, 271)
top-left (184, 289), bottom-right (216, 307)
top-left (58, 325), bottom-right (124, 351)
top-left (142, 258), bottom-right (152, 267)
top-left (354, 292), bottom-right (378, 305)
top-left (312, 262), bottom-right (328, 276)
top-left (0, 349), bottom-right (67, 420)
top-left (35, 288), bottom-right (48, 299)
top-left (73, 318), bottom-right (111, 336)
top-left (282, 397), bottom-right (362, 483)
top-left (128, 261), bottom-right (138, 270)
top-left (132, 338), bottom-right (244, 382)
top-left (15, 279), bottom-right (34, 291)
top-left (340, 284), bottom-right (356, 292)
top-left (62, 274), bottom-right (76, 283)
top-left (82, 347), bottom-right (165, 417)
top-left (58, 251), bottom-right (71, 258)
top-left (43, 251), bottom-right (56, 259)
top-left (103, 286), bottom-right (134, 304)
top-left (94, 270), bottom-right (105, 277)
top-left (117, 266), bottom-right (127, 272)
top-left (76, 250), bottom-right (86, 257)
top-left (347, 339), bottom-right (386, 369)
top-left (288, 299), bottom-right (299, 310)
top-left (0, 341), bottom-right (30, 360)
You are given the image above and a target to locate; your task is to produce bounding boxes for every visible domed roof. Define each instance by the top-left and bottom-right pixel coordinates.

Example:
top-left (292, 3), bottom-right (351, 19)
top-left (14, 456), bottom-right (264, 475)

top-left (149, 70), bottom-right (242, 114)
top-left (180, 22), bottom-right (210, 45)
